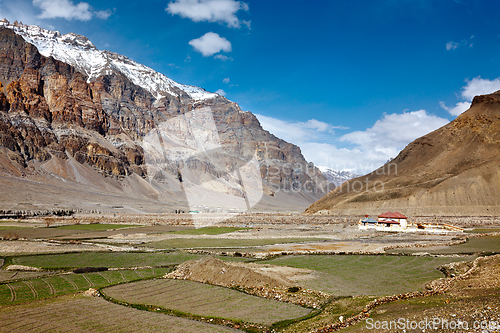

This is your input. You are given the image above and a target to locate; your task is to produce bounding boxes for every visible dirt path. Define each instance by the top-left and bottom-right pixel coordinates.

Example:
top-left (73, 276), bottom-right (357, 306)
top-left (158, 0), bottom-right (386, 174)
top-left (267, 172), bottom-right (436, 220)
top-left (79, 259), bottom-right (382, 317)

top-left (41, 278), bottom-right (55, 295)
top-left (6, 284), bottom-right (15, 303)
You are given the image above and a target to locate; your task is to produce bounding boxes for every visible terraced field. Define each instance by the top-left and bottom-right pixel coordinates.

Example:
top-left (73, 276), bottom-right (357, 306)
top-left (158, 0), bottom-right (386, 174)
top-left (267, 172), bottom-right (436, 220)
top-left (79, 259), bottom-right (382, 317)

top-left (0, 270), bottom-right (54, 282)
top-left (260, 255), bottom-right (475, 296)
top-left (388, 235), bottom-right (500, 255)
top-left (142, 237), bottom-right (325, 249)
top-left (0, 224), bottom-right (189, 241)
top-left (0, 226), bottom-right (31, 230)
top-left (168, 226), bottom-right (249, 235)
top-left (103, 279), bottom-right (312, 325)
top-left (0, 268), bottom-right (168, 305)
top-left (0, 294), bottom-right (237, 333)
top-left (11, 252), bottom-right (203, 269)
top-left (0, 216), bottom-right (495, 333)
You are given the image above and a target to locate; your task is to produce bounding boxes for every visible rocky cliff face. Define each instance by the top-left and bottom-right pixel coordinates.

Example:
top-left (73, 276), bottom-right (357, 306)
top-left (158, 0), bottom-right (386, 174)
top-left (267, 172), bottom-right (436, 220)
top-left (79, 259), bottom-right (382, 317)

top-left (0, 21), bottom-right (330, 213)
top-left (0, 27), bottom-right (134, 177)
top-left (305, 91), bottom-right (500, 216)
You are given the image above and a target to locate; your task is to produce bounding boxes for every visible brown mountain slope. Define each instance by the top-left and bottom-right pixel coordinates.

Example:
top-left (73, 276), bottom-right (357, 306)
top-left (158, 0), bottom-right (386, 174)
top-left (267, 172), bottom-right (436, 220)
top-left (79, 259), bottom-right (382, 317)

top-left (305, 91), bottom-right (500, 216)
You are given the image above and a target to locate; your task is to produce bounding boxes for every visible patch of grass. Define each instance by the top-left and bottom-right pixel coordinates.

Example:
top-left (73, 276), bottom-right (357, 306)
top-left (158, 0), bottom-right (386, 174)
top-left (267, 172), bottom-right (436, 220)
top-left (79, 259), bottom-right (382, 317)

top-left (465, 228), bottom-right (500, 234)
top-left (271, 308), bottom-right (323, 331)
top-left (282, 296), bottom-right (375, 333)
top-left (260, 255), bottom-right (474, 296)
top-left (389, 236), bottom-right (500, 254)
top-left (53, 224), bottom-right (136, 231)
top-left (342, 289), bottom-right (500, 332)
top-left (12, 252), bottom-right (202, 270)
top-left (102, 279), bottom-right (311, 326)
top-left (0, 267), bottom-right (169, 305)
top-left (169, 226), bottom-right (250, 235)
top-left (0, 226), bottom-right (31, 230)
top-left (142, 238), bottom-right (326, 249)
top-left (0, 270), bottom-right (56, 282)
top-left (100, 295), bottom-right (262, 333)
top-left (0, 294), bottom-right (234, 333)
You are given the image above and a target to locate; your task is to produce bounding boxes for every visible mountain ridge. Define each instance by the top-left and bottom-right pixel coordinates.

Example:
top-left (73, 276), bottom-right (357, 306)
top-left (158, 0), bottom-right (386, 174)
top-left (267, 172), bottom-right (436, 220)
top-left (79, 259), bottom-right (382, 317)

top-left (0, 19), bottom-right (217, 101)
top-left (317, 166), bottom-right (358, 187)
top-left (305, 90), bottom-right (500, 216)
top-left (0, 22), bottom-right (330, 213)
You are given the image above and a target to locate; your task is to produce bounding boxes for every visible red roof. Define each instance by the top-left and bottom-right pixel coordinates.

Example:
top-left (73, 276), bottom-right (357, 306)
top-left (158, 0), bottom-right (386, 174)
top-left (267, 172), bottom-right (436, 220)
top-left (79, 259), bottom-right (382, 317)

top-left (380, 219), bottom-right (400, 224)
top-left (378, 211), bottom-right (407, 219)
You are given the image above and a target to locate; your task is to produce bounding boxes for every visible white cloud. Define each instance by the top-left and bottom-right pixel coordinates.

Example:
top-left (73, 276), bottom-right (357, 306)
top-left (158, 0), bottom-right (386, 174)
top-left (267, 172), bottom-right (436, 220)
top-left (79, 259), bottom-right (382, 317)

top-left (303, 119), bottom-right (334, 132)
top-left (0, 0), bottom-right (41, 25)
top-left (166, 0), bottom-right (249, 28)
top-left (256, 111), bottom-right (449, 175)
top-left (189, 32), bottom-right (231, 56)
top-left (241, 19), bottom-right (250, 29)
top-left (214, 54), bottom-right (232, 61)
top-left (445, 38), bottom-right (472, 50)
top-left (34, 0), bottom-right (91, 20)
top-left (215, 89), bottom-right (226, 95)
top-left (223, 77), bottom-right (230, 84)
top-left (440, 76), bottom-right (500, 116)
top-left (446, 41), bottom-right (459, 51)
top-left (32, 0), bottom-right (111, 21)
top-left (446, 41), bottom-right (460, 50)
top-left (95, 9), bottom-right (112, 19)
top-left (255, 115), bottom-right (336, 144)
top-left (340, 110), bottom-right (448, 152)
top-left (299, 142), bottom-right (372, 174)
top-left (461, 76), bottom-right (500, 101)
top-left (439, 101), bottom-right (470, 116)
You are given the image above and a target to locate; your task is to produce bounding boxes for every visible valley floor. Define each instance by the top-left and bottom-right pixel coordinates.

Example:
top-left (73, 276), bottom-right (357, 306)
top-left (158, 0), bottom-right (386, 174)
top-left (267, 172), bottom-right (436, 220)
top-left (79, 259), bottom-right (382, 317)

top-left (0, 213), bottom-right (498, 332)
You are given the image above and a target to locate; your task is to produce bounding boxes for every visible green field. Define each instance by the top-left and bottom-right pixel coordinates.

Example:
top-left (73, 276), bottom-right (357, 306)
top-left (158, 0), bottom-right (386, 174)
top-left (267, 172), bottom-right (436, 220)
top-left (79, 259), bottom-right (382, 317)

top-left (342, 287), bottom-right (500, 333)
top-left (0, 267), bottom-right (169, 305)
top-left (11, 252), bottom-right (203, 270)
top-left (465, 228), bottom-right (500, 233)
top-left (0, 270), bottom-right (55, 282)
top-left (142, 237), bottom-right (326, 249)
top-left (260, 254), bottom-right (474, 296)
top-left (53, 224), bottom-right (137, 230)
top-left (0, 294), bottom-right (235, 333)
top-left (103, 279), bottom-right (311, 325)
top-left (388, 236), bottom-right (500, 255)
top-left (282, 296), bottom-right (376, 333)
top-left (169, 226), bottom-right (249, 235)
top-left (0, 225), bottom-right (191, 241)
top-left (0, 226), bottom-right (31, 230)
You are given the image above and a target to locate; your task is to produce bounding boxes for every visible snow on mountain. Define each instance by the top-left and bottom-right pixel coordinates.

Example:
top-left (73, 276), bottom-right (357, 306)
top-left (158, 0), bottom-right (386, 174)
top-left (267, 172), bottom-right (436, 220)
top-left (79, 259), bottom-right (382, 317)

top-left (0, 19), bottom-right (218, 101)
top-left (317, 166), bottom-right (359, 187)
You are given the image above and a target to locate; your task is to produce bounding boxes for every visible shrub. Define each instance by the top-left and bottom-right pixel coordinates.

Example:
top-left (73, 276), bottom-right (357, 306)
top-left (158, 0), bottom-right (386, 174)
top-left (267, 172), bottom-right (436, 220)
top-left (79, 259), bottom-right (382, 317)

top-left (73, 267), bottom-right (108, 274)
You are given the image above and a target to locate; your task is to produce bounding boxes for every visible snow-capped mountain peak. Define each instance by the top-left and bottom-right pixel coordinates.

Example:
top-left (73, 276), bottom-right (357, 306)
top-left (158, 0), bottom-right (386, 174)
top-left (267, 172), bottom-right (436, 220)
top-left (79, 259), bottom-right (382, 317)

top-left (317, 166), bottom-right (359, 187)
top-left (0, 19), bottom-right (218, 101)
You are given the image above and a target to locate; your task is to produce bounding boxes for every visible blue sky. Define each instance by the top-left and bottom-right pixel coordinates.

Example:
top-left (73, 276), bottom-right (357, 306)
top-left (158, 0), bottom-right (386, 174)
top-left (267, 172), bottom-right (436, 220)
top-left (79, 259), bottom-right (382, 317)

top-left (2, 0), bottom-right (500, 173)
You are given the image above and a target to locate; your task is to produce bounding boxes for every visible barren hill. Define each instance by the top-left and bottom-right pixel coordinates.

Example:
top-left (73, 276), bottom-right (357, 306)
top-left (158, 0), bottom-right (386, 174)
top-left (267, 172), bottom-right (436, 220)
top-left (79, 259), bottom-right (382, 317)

top-left (305, 91), bottom-right (500, 216)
